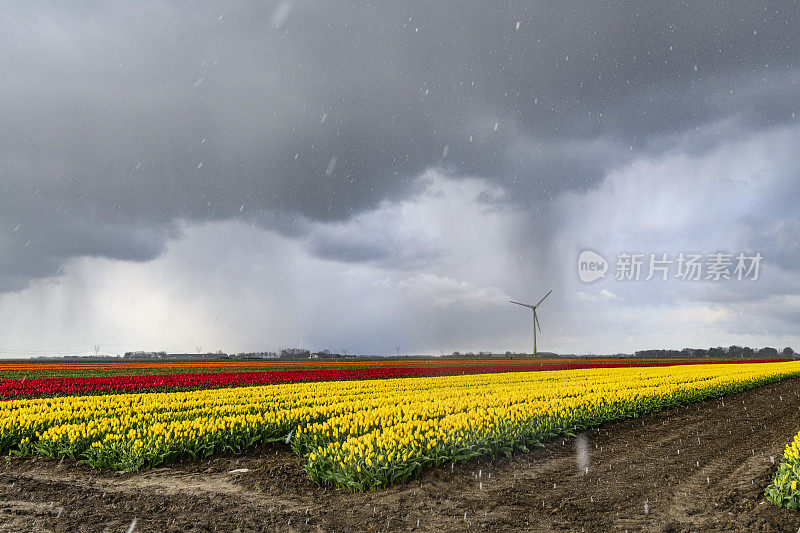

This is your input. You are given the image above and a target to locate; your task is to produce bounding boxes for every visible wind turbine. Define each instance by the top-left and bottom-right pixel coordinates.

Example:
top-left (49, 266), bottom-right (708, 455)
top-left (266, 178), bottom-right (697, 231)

top-left (509, 290), bottom-right (552, 356)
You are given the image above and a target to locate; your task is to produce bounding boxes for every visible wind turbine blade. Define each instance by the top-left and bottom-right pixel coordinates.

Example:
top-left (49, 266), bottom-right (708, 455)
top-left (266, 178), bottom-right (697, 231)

top-left (509, 300), bottom-right (534, 309)
top-left (535, 290), bottom-right (553, 308)
top-left (534, 311), bottom-right (541, 333)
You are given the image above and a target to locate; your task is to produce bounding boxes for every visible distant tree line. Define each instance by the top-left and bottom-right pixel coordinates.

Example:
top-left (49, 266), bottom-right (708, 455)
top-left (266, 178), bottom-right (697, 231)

top-left (445, 351), bottom-right (494, 358)
top-left (117, 345), bottom-right (796, 361)
top-left (279, 348), bottom-right (311, 359)
top-left (120, 348), bottom-right (343, 361)
top-left (634, 346), bottom-right (795, 358)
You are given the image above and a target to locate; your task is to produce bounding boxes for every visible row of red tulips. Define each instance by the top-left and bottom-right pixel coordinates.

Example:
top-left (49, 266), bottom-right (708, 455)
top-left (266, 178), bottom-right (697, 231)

top-left (0, 359), bottom-right (783, 399)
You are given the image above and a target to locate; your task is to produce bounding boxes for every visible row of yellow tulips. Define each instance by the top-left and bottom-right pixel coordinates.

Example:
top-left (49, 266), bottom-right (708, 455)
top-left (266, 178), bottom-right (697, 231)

top-left (2, 362), bottom-right (800, 489)
top-left (766, 429), bottom-right (800, 510)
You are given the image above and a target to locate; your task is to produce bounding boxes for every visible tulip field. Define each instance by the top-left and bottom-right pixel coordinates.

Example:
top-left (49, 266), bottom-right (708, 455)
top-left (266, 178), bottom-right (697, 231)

top-left (0, 358), bottom-right (779, 399)
top-left (2, 359), bottom-right (800, 491)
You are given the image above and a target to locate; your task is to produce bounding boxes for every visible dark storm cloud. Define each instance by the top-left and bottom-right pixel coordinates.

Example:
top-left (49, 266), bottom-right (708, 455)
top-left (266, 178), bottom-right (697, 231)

top-left (756, 218), bottom-right (800, 272)
top-left (1, 0), bottom-right (798, 291)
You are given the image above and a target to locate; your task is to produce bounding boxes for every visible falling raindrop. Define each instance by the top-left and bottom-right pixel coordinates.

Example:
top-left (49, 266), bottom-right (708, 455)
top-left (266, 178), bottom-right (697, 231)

top-left (576, 434), bottom-right (590, 473)
top-left (325, 156), bottom-right (337, 176)
top-left (270, 1), bottom-right (292, 27)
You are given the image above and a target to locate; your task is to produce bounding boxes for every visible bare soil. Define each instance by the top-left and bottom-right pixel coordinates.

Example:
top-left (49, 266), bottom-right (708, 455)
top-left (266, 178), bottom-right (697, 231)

top-left (3, 378), bottom-right (800, 532)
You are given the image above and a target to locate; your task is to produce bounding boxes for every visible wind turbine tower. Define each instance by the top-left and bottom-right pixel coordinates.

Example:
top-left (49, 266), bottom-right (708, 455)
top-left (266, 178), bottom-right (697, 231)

top-left (509, 290), bottom-right (552, 356)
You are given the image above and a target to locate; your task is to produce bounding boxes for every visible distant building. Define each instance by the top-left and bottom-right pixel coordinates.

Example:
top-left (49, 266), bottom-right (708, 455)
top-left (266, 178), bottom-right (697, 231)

top-left (123, 351), bottom-right (168, 359)
top-left (311, 352), bottom-right (342, 359)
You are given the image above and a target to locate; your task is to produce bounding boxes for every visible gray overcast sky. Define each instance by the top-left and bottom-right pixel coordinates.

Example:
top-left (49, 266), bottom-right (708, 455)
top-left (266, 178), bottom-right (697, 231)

top-left (1, 1), bottom-right (799, 356)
